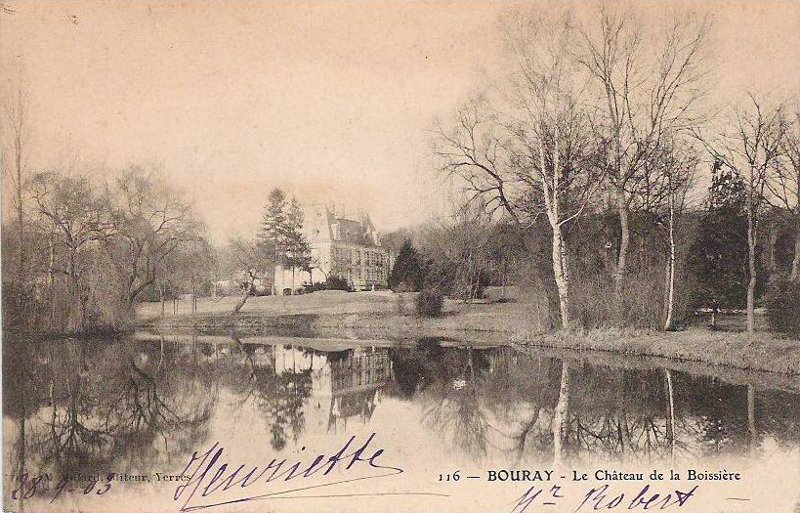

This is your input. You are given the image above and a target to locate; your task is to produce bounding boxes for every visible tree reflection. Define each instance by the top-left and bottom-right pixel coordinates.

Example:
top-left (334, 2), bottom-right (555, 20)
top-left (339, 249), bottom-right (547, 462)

top-left (104, 338), bottom-right (216, 466)
top-left (7, 334), bottom-right (800, 507)
top-left (3, 335), bottom-right (217, 493)
top-left (678, 376), bottom-right (752, 456)
top-left (422, 347), bottom-right (491, 458)
top-left (552, 361), bottom-right (570, 467)
top-left (747, 384), bottom-right (756, 453)
top-left (388, 341), bottom-right (800, 467)
top-left (227, 340), bottom-right (313, 451)
top-left (482, 349), bottom-right (560, 464)
top-left (559, 366), bottom-right (681, 463)
top-left (3, 333), bottom-right (50, 512)
top-left (664, 369), bottom-right (676, 461)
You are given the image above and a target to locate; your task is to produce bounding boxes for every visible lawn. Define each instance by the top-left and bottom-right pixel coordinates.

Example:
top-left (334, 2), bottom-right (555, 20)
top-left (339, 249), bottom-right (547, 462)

top-left (137, 290), bottom-right (404, 320)
top-left (136, 288), bottom-right (540, 328)
top-left (136, 288), bottom-right (800, 375)
top-left (136, 289), bottom-right (541, 336)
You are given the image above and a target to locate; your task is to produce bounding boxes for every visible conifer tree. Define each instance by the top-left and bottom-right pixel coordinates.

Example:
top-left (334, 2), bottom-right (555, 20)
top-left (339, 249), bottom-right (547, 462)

top-left (259, 188), bottom-right (288, 294)
top-left (389, 240), bottom-right (426, 292)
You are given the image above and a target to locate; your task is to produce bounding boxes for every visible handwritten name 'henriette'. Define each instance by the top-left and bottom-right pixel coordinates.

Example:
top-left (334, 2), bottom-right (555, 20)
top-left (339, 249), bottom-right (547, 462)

top-left (173, 432), bottom-right (443, 512)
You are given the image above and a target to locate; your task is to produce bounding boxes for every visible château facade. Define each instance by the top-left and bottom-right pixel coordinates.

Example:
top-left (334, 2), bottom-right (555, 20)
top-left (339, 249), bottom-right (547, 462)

top-left (273, 205), bottom-right (393, 292)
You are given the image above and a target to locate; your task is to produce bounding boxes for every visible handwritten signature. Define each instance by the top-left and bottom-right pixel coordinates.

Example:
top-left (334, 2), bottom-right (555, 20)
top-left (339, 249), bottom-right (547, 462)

top-left (511, 484), bottom-right (699, 513)
top-left (173, 432), bottom-right (447, 512)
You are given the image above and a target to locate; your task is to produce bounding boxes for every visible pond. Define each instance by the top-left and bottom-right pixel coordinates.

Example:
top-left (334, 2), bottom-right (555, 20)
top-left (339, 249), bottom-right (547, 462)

top-left (3, 333), bottom-right (800, 512)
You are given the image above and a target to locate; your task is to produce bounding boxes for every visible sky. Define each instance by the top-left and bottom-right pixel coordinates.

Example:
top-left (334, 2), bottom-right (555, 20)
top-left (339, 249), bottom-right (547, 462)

top-left (2, 0), bottom-right (799, 242)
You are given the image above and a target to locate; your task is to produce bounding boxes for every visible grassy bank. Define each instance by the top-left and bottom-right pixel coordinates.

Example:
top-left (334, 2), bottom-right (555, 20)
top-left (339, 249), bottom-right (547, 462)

top-left (138, 301), bottom-right (537, 341)
top-left (521, 328), bottom-right (800, 375)
top-left (137, 289), bottom-right (544, 338)
top-left (137, 290), bottom-right (800, 375)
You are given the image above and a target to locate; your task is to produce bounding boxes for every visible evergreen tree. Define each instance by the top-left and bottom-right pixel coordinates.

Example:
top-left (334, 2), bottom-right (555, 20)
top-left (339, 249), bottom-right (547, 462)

top-left (688, 162), bottom-right (749, 311)
top-left (259, 188), bottom-right (288, 261)
top-left (259, 188), bottom-right (289, 294)
top-left (284, 198), bottom-right (312, 285)
top-left (389, 240), bottom-right (426, 292)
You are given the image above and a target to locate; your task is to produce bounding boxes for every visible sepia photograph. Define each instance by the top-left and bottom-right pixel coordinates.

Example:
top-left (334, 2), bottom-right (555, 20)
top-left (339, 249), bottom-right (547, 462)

top-left (1, 1), bottom-right (799, 512)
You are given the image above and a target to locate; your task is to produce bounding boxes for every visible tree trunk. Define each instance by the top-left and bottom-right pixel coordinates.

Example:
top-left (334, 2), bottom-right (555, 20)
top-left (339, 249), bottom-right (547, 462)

top-left (48, 227), bottom-right (56, 327)
top-left (15, 135), bottom-right (24, 288)
top-left (539, 135), bottom-right (571, 330)
top-left (791, 225), bottom-right (800, 283)
top-left (614, 186), bottom-right (630, 323)
top-left (662, 258), bottom-right (671, 326)
top-left (17, 399), bottom-right (26, 513)
top-left (746, 190), bottom-right (757, 335)
top-left (233, 281), bottom-right (253, 313)
top-left (747, 384), bottom-right (757, 453)
top-left (78, 288), bottom-right (88, 334)
top-left (191, 276), bottom-right (197, 313)
top-left (67, 253), bottom-right (85, 333)
top-left (551, 225), bottom-right (571, 329)
top-left (765, 224), bottom-right (778, 277)
top-left (664, 191), bottom-right (677, 331)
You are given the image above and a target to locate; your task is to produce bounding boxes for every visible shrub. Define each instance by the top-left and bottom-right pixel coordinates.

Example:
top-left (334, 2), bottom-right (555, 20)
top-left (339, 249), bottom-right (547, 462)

top-left (303, 275), bottom-right (351, 293)
top-left (415, 287), bottom-right (444, 318)
top-left (325, 275), bottom-right (350, 291)
top-left (765, 277), bottom-right (800, 336)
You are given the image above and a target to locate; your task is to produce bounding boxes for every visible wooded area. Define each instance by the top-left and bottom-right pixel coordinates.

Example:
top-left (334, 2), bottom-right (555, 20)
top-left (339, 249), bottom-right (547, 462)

top-left (420, 6), bottom-right (799, 335)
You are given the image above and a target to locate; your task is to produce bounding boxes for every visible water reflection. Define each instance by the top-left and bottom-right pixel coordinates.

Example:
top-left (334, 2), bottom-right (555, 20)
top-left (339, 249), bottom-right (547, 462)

top-left (4, 334), bottom-right (800, 507)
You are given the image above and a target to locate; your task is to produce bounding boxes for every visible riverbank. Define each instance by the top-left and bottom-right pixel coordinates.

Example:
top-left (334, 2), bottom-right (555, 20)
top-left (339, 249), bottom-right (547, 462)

top-left (137, 289), bottom-right (548, 337)
top-left (523, 328), bottom-right (800, 375)
top-left (136, 290), bottom-right (800, 375)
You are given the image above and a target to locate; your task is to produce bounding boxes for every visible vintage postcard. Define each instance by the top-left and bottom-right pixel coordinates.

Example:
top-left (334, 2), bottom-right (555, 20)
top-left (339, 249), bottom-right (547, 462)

top-left (2, 1), bottom-right (799, 512)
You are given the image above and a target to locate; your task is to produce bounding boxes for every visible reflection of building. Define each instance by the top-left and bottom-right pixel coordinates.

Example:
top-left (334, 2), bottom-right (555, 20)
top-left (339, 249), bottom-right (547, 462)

top-left (326, 348), bottom-right (392, 432)
top-left (274, 205), bottom-right (393, 292)
top-left (193, 339), bottom-right (393, 436)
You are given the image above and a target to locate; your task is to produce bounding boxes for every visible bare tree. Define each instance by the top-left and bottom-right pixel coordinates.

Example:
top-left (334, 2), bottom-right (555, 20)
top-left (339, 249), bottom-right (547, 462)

top-left (435, 10), bottom-right (600, 328)
top-left (2, 75), bottom-right (31, 287)
top-left (701, 94), bottom-right (789, 333)
top-left (769, 107), bottom-right (800, 282)
top-left (504, 10), bottom-right (600, 328)
top-left (170, 238), bottom-right (216, 313)
top-left (226, 238), bottom-right (271, 314)
top-left (577, 6), bottom-right (711, 317)
top-left (436, 6), bottom-right (710, 329)
top-left (29, 172), bottom-right (117, 332)
top-left (435, 97), bottom-right (521, 223)
top-left (424, 202), bottom-right (494, 302)
top-left (645, 140), bottom-right (698, 330)
top-left (108, 167), bottom-right (202, 305)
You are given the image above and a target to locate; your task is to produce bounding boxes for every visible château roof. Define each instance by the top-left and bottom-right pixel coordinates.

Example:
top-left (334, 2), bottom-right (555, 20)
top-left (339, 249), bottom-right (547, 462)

top-left (306, 205), bottom-right (381, 247)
